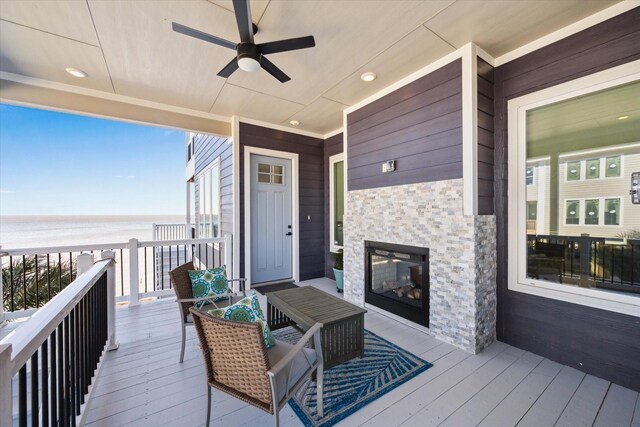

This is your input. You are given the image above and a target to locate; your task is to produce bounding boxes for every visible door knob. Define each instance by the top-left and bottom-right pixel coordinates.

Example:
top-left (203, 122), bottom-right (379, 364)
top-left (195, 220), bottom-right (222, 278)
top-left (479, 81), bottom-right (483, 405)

top-left (286, 232), bottom-right (293, 236)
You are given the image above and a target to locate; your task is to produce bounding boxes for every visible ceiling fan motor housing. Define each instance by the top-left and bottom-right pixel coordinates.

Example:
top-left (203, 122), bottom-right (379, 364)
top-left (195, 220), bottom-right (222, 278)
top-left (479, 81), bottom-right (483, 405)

top-left (237, 42), bottom-right (261, 72)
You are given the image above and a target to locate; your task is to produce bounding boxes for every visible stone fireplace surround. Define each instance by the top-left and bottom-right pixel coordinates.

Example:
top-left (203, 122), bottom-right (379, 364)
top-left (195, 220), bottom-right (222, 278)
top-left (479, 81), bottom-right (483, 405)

top-left (343, 178), bottom-right (497, 353)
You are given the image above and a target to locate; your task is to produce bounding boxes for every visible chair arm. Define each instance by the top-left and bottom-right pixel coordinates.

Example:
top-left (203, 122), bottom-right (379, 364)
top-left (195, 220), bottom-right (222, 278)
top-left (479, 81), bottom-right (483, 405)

top-left (175, 291), bottom-right (238, 304)
top-left (267, 322), bottom-right (323, 377)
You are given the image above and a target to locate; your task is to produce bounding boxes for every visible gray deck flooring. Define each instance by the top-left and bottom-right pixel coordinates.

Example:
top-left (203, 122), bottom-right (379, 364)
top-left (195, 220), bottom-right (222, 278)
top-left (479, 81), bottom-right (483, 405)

top-left (83, 278), bottom-right (640, 427)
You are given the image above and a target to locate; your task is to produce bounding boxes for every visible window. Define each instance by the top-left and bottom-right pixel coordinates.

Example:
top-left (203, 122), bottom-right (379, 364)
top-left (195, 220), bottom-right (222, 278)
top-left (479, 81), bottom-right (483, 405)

top-left (258, 163), bottom-right (284, 184)
top-left (197, 160), bottom-right (220, 238)
top-left (566, 161), bottom-right (581, 181)
top-left (584, 199), bottom-right (599, 225)
top-left (329, 153), bottom-right (344, 251)
top-left (585, 159), bottom-right (600, 179)
top-left (526, 167), bottom-right (534, 185)
top-left (508, 63), bottom-right (640, 316)
top-left (565, 200), bottom-right (579, 224)
top-left (604, 198), bottom-right (620, 225)
top-left (527, 201), bottom-right (537, 220)
top-left (605, 156), bottom-right (621, 177)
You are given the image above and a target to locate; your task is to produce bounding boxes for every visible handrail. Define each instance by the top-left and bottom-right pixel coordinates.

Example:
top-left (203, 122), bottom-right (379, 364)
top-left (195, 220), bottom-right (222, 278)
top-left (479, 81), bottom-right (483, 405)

top-left (2, 242), bottom-right (128, 257)
top-left (1, 259), bottom-right (111, 375)
top-left (138, 236), bottom-right (226, 247)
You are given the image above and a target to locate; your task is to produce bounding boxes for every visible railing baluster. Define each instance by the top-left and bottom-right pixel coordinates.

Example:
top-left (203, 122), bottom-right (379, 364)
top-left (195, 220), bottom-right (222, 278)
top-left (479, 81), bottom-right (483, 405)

top-left (58, 253), bottom-right (63, 291)
top-left (57, 323), bottom-right (64, 426)
top-left (144, 247), bottom-right (148, 293)
top-left (35, 254), bottom-right (39, 308)
top-left (41, 339), bottom-right (49, 427)
top-left (120, 249), bottom-right (124, 297)
top-left (22, 255), bottom-right (27, 310)
top-left (161, 245), bottom-right (164, 290)
top-left (47, 254), bottom-right (51, 301)
top-left (9, 256), bottom-right (15, 311)
top-left (19, 364), bottom-right (27, 427)
top-left (31, 351), bottom-right (39, 427)
top-left (51, 332), bottom-right (57, 426)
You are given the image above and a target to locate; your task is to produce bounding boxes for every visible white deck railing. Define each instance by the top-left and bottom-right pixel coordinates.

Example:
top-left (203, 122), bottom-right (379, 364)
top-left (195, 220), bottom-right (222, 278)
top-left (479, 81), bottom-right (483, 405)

top-left (0, 254), bottom-right (118, 426)
top-left (1, 235), bottom-right (233, 320)
top-left (152, 223), bottom-right (194, 241)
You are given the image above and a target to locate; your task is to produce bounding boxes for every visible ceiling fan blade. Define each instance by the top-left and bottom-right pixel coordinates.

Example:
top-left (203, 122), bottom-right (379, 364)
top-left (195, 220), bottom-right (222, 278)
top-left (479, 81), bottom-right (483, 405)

top-left (258, 36), bottom-right (316, 55)
top-left (217, 57), bottom-right (239, 78)
top-left (260, 56), bottom-right (290, 83)
top-left (172, 22), bottom-right (236, 50)
top-left (232, 0), bottom-right (254, 43)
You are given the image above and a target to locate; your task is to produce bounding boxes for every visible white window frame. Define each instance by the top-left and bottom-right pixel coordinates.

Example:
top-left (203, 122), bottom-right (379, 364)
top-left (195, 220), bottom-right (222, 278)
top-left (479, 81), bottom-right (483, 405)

top-left (525, 166), bottom-right (535, 186)
top-left (507, 60), bottom-right (640, 317)
top-left (196, 158), bottom-right (221, 238)
top-left (329, 153), bottom-right (344, 253)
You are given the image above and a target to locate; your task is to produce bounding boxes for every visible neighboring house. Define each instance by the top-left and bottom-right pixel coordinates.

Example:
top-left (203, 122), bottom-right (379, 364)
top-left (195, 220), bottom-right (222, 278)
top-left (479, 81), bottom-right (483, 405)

top-left (526, 145), bottom-right (640, 239)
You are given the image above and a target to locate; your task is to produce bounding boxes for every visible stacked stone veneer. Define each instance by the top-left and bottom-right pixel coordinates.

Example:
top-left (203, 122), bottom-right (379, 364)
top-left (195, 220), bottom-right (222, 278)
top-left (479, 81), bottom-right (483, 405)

top-left (344, 178), bottom-right (497, 353)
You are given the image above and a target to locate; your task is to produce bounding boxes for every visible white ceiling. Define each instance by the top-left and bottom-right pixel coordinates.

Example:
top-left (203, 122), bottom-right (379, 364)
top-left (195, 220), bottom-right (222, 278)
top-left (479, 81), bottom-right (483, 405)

top-left (0, 0), bottom-right (622, 135)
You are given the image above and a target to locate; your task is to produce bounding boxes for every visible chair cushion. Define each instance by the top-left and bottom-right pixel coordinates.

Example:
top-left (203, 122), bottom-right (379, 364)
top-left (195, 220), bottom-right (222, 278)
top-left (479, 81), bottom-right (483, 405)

top-left (208, 292), bottom-right (276, 349)
top-left (188, 266), bottom-right (232, 308)
top-left (267, 340), bottom-right (317, 403)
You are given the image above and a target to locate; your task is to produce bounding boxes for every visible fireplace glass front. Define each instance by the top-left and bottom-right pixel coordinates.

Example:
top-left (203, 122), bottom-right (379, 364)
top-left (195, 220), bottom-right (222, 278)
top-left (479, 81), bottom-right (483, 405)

top-left (365, 241), bottom-right (429, 327)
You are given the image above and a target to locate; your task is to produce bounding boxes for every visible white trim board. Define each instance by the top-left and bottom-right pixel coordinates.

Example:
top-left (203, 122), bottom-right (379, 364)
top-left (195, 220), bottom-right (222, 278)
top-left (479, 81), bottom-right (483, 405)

top-left (238, 117), bottom-right (326, 140)
top-left (329, 152), bottom-right (345, 254)
top-left (462, 43), bottom-right (479, 216)
top-left (507, 60), bottom-right (640, 317)
top-left (323, 127), bottom-right (344, 139)
top-left (243, 146), bottom-right (300, 286)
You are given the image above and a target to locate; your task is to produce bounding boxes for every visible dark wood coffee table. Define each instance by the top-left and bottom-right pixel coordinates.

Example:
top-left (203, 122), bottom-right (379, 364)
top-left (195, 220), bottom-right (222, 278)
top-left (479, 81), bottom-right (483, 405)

top-left (266, 286), bottom-right (367, 369)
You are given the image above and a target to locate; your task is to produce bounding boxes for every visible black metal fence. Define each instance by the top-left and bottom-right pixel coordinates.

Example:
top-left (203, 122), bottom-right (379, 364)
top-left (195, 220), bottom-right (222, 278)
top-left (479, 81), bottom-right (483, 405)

top-left (527, 234), bottom-right (640, 294)
top-left (13, 270), bottom-right (108, 426)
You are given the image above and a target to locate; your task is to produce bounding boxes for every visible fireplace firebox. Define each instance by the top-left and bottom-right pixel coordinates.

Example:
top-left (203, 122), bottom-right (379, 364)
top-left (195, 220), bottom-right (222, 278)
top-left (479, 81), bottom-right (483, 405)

top-left (365, 241), bottom-right (429, 327)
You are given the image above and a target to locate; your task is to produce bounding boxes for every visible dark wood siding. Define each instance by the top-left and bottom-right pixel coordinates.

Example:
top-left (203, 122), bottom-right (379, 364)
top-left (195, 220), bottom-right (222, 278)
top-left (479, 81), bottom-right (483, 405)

top-left (323, 133), bottom-right (343, 279)
top-left (477, 57), bottom-right (494, 215)
top-left (494, 8), bottom-right (640, 391)
top-left (239, 123), bottom-right (325, 282)
top-left (193, 133), bottom-right (233, 238)
top-left (346, 59), bottom-right (462, 191)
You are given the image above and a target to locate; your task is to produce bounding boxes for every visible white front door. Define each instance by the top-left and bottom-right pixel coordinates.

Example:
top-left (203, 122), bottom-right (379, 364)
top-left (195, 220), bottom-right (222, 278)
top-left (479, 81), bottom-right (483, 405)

top-left (250, 154), bottom-right (293, 284)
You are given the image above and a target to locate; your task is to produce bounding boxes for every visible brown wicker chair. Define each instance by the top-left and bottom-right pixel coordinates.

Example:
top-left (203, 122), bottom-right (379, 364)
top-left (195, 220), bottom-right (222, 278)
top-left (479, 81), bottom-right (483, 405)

top-left (189, 307), bottom-right (323, 427)
top-left (168, 262), bottom-right (247, 362)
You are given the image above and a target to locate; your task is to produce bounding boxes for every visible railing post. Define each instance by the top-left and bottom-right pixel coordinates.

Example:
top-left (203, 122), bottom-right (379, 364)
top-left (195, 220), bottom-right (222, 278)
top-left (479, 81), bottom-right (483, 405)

top-left (128, 238), bottom-right (140, 307)
top-left (0, 245), bottom-right (5, 327)
top-left (76, 253), bottom-right (94, 275)
top-left (0, 343), bottom-right (12, 427)
top-left (579, 233), bottom-right (591, 288)
top-left (101, 251), bottom-right (119, 351)
top-left (224, 234), bottom-right (233, 281)
top-left (152, 223), bottom-right (157, 241)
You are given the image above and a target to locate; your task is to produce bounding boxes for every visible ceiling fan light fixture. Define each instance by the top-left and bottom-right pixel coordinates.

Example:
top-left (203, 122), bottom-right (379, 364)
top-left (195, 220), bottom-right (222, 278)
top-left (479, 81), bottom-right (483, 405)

top-left (289, 120), bottom-right (300, 126)
top-left (65, 67), bottom-right (88, 78)
top-left (617, 115), bottom-right (630, 120)
top-left (238, 57), bottom-right (261, 72)
top-left (361, 72), bottom-right (377, 82)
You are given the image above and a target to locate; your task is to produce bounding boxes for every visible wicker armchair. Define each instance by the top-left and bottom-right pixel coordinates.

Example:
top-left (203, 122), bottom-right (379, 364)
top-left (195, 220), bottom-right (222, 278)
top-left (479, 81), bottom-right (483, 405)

top-left (189, 307), bottom-right (324, 427)
top-left (168, 262), bottom-right (247, 363)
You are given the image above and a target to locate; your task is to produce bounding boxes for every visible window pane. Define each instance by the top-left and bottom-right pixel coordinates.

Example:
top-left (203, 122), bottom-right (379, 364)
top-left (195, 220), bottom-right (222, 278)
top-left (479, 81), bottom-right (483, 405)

top-left (565, 200), bottom-right (579, 225)
top-left (258, 173), bottom-right (271, 183)
top-left (604, 198), bottom-right (620, 225)
top-left (526, 167), bottom-right (534, 185)
top-left (334, 160), bottom-right (344, 246)
top-left (584, 199), bottom-right (599, 225)
top-left (586, 159), bottom-right (600, 179)
top-left (272, 165), bottom-right (283, 175)
top-left (605, 156), bottom-right (621, 177)
top-left (527, 202), bottom-right (537, 220)
top-left (258, 163), bottom-right (270, 173)
top-left (272, 175), bottom-right (283, 184)
top-left (566, 161), bottom-right (581, 181)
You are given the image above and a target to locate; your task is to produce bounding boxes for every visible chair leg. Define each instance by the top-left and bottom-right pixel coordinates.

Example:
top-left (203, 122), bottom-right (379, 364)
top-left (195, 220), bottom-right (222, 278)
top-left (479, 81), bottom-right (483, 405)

top-left (316, 363), bottom-right (324, 418)
top-left (206, 386), bottom-right (212, 426)
top-left (273, 407), bottom-right (279, 427)
top-left (180, 320), bottom-right (186, 363)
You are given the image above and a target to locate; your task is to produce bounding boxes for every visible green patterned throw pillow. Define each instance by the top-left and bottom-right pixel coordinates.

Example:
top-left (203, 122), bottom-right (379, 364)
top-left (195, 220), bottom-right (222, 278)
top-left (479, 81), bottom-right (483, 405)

top-left (188, 266), bottom-right (232, 309)
top-left (208, 291), bottom-right (276, 349)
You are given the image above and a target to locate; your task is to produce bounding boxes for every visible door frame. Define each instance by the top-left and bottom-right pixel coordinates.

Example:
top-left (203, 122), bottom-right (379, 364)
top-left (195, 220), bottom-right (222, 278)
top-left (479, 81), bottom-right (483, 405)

top-left (244, 146), bottom-right (300, 285)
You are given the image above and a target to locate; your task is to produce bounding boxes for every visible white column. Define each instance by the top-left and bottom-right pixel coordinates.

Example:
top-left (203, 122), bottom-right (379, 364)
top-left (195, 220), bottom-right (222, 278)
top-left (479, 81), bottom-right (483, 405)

top-left (0, 343), bottom-right (11, 426)
top-left (76, 253), bottom-right (94, 276)
top-left (101, 251), bottom-right (119, 351)
top-left (224, 234), bottom-right (233, 281)
top-left (186, 181), bottom-right (191, 239)
top-left (462, 43), bottom-right (479, 216)
top-left (128, 238), bottom-right (140, 307)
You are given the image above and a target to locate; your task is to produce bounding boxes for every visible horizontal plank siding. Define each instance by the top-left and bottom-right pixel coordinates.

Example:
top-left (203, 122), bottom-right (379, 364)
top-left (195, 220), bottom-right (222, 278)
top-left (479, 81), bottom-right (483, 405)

top-left (478, 56), bottom-right (495, 215)
top-left (494, 8), bottom-right (640, 391)
top-left (347, 59), bottom-right (463, 191)
top-left (193, 133), bottom-right (233, 238)
top-left (239, 123), bottom-right (325, 282)
top-left (324, 133), bottom-right (343, 279)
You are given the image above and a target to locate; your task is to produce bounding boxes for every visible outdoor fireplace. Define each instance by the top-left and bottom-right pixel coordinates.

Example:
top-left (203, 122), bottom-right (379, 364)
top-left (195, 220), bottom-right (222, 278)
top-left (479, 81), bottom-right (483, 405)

top-left (365, 241), bottom-right (429, 327)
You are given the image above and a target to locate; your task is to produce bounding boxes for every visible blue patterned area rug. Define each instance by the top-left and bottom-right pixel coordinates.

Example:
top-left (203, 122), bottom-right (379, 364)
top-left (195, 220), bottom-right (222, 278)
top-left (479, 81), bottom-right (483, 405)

top-left (272, 328), bottom-right (432, 427)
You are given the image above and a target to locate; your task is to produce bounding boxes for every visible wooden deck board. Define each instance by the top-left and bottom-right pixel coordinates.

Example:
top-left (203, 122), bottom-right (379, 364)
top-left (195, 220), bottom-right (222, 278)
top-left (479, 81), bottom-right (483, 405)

top-left (81, 278), bottom-right (638, 427)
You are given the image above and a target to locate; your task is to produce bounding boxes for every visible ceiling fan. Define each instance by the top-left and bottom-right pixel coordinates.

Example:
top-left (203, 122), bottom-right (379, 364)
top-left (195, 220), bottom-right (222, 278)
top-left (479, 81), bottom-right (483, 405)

top-left (172, 0), bottom-right (315, 83)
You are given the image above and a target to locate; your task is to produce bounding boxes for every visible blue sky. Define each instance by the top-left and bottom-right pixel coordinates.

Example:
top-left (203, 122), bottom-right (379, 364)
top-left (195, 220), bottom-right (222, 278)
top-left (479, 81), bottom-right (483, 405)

top-left (0, 103), bottom-right (186, 215)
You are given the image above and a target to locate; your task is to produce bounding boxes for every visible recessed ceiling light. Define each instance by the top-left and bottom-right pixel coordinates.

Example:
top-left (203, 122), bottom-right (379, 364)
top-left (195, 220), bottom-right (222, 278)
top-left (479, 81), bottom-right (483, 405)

top-left (617, 115), bottom-right (629, 120)
top-left (289, 120), bottom-right (300, 126)
top-left (360, 72), bottom-right (377, 82)
top-left (65, 67), bottom-right (88, 78)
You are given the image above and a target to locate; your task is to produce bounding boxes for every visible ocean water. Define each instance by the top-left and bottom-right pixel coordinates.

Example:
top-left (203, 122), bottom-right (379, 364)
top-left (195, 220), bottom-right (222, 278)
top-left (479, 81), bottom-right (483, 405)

top-left (0, 215), bottom-right (186, 249)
